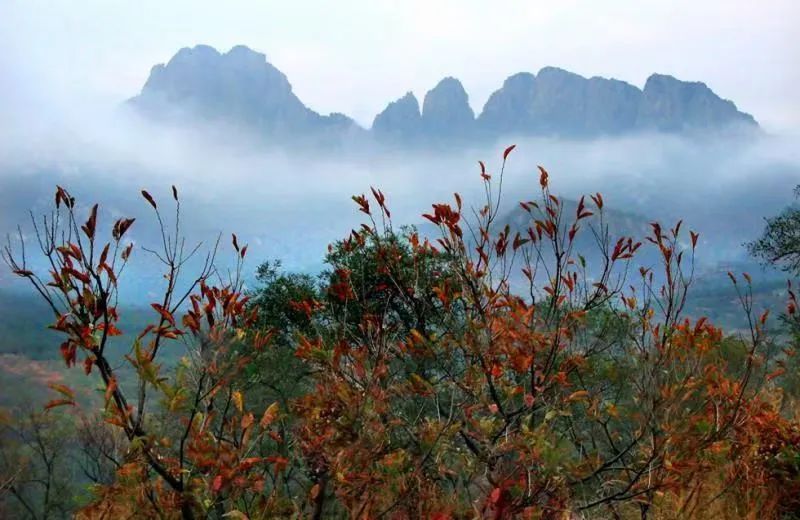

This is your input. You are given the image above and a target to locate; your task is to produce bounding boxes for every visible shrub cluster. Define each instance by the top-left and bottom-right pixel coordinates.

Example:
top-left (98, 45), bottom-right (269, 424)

top-left (2, 147), bottom-right (798, 519)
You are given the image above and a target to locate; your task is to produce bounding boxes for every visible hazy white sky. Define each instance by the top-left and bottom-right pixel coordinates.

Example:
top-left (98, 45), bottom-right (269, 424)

top-left (1, 0), bottom-right (798, 132)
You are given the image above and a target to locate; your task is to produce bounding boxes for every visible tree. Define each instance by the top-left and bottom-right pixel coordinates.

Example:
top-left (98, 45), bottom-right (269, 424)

top-left (749, 185), bottom-right (800, 275)
top-left (749, 185), bottom-right (800, 407)
top-left (287, 148), bottom-right (798, 518)
top-left (240, 260), bottom-right (319, 410)
top-left (0, 411), bottom-right (78, 519)
top-left (3, 187), bottom-right (288, 518)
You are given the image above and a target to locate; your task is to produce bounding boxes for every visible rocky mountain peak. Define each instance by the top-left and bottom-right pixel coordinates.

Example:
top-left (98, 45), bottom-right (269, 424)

top-left (421, 77), bottom-right (475, 140)
top-left (371, 92), bottom-right (422, 142)
top-left (128, 44), bottom-right (760, 149)
top-left (477, 72), bottom-right (537, 134)
top-left (637, 73), bottom-right (757, 131)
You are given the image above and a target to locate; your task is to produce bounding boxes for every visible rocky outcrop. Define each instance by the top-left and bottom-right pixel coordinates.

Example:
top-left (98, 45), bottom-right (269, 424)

top-left (527, 67), bottom-right (643, 135)
top-left (420, 77), bottom-right (475, 141)
top-left (371, 92), bottom-right (422, 143)
top-left (477, 68), bottom-right (755, 137)
top-left (584, 75), bottom-right (642, 134)
top-left (477, 72), bottom-right (537, 135)
top-left (636, 74), bottom-right (757, 131)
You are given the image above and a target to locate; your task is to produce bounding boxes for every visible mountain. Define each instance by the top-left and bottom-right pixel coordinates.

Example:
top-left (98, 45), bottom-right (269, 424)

top-left (476, 67), bottom-right (755, 138)
top-left (128, 44), bottom-right (759, 147)
top-left (636, 74), bottom-right (758, 131)
top-left (421, 77), bottom-right (475, 142)
top-left (372, 92), bottom-right (422, 143)
top-left (372, 78), bottom-right (477, 145)
top-left (479, 72), bottom-right (537, 136)
top-left (128, 45), bottom-right (363, 146)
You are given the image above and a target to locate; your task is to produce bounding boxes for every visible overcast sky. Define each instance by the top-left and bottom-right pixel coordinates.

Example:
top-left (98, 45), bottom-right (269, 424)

top-left (1, 0), bottom-right (798, 132)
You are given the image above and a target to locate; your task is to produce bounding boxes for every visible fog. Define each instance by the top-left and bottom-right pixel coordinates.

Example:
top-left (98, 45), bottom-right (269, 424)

top-left (1, 100), bottom-right (799, 298)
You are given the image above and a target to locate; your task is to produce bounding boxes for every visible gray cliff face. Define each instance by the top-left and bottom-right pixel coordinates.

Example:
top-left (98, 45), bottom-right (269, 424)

top-left (528, 67), bottom-right (588, 135)
top-left (129, 44), bottom-right (759, 148)
top-left (636, 74), bottom-right (757, 131)
top-left (477, 68), bottom-right (755, 138)
top-left (478, 69), bottom-right (641, 137)
top-left (371, 92), bottom-right (422, 142)
top-left (478, 72), bottom-right (537, 135)
top-left (421, 77), bottom-right (475, 141)
top-left (583, 76), bottom-right (642, 134)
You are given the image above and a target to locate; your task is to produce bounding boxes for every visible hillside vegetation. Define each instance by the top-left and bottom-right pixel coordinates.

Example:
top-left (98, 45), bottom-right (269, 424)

top-left (1, 147), bottom-right (798, 519)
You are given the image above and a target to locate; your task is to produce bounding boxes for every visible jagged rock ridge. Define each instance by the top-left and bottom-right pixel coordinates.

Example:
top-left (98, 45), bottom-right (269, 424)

top-left (128, 45), bottom-right (759, 146)
top-left (476, 66), bottom-right (755, 137)
top-left (371, 92), bottom-right (422, 142)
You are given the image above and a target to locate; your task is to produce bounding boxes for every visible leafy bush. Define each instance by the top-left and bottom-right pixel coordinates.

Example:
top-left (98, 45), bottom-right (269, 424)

top-left (2, 148), bottom-right (798, 519)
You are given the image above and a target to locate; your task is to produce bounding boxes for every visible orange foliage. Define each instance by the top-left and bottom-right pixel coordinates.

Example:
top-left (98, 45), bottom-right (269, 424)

top-left (4, 149), bottom-right (798, 519)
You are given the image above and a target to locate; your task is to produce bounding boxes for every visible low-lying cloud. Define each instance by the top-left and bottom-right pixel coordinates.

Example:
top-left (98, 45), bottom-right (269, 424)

top-left (1, 103), bottom-right (798, 298)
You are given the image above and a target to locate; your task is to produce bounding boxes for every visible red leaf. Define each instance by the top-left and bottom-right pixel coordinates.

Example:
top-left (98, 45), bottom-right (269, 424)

top-left (590, 193), bottom-right (604, 210)
top-left (48, 383), bottom-right (75, 399)
top-left (241, 412), bottom-right (254, 431)
top-left (370, 186), bottom-right (385, 206)
top-left (351, 194), bottom-right (370, 215)
top-left (260, 402), bottom-right (279, 428)
top-left (65, 267), bottom-right (91, 285)
top-left (122, 243), bottom-right (134, 261)
top-left (105, 377), bottom-right (117, 403)
top-left (83, 204), bottom-right (98, 240)
top-left (151, 303), bottom-right (176, 326)
top-left (538, 166), bottom-right (549, 189)
top-left (673, 219), bottom-right (683, 238)
top-left (567, 390), bottom-right (590, 402)
top-left (113, 218), bottom-right (135, 240)
top-left (98, 243), bottom-right (110, 266)
top-left (99, 322), bottom-right (123, 336)
top-left (503, 144), bottom-right (516, 160)
top-left (141, 190), bottom-right (157, 209)
top-left (766, 367), bottom-right (785, 381)
top-left (44, 399), bottom-right (75, 411)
